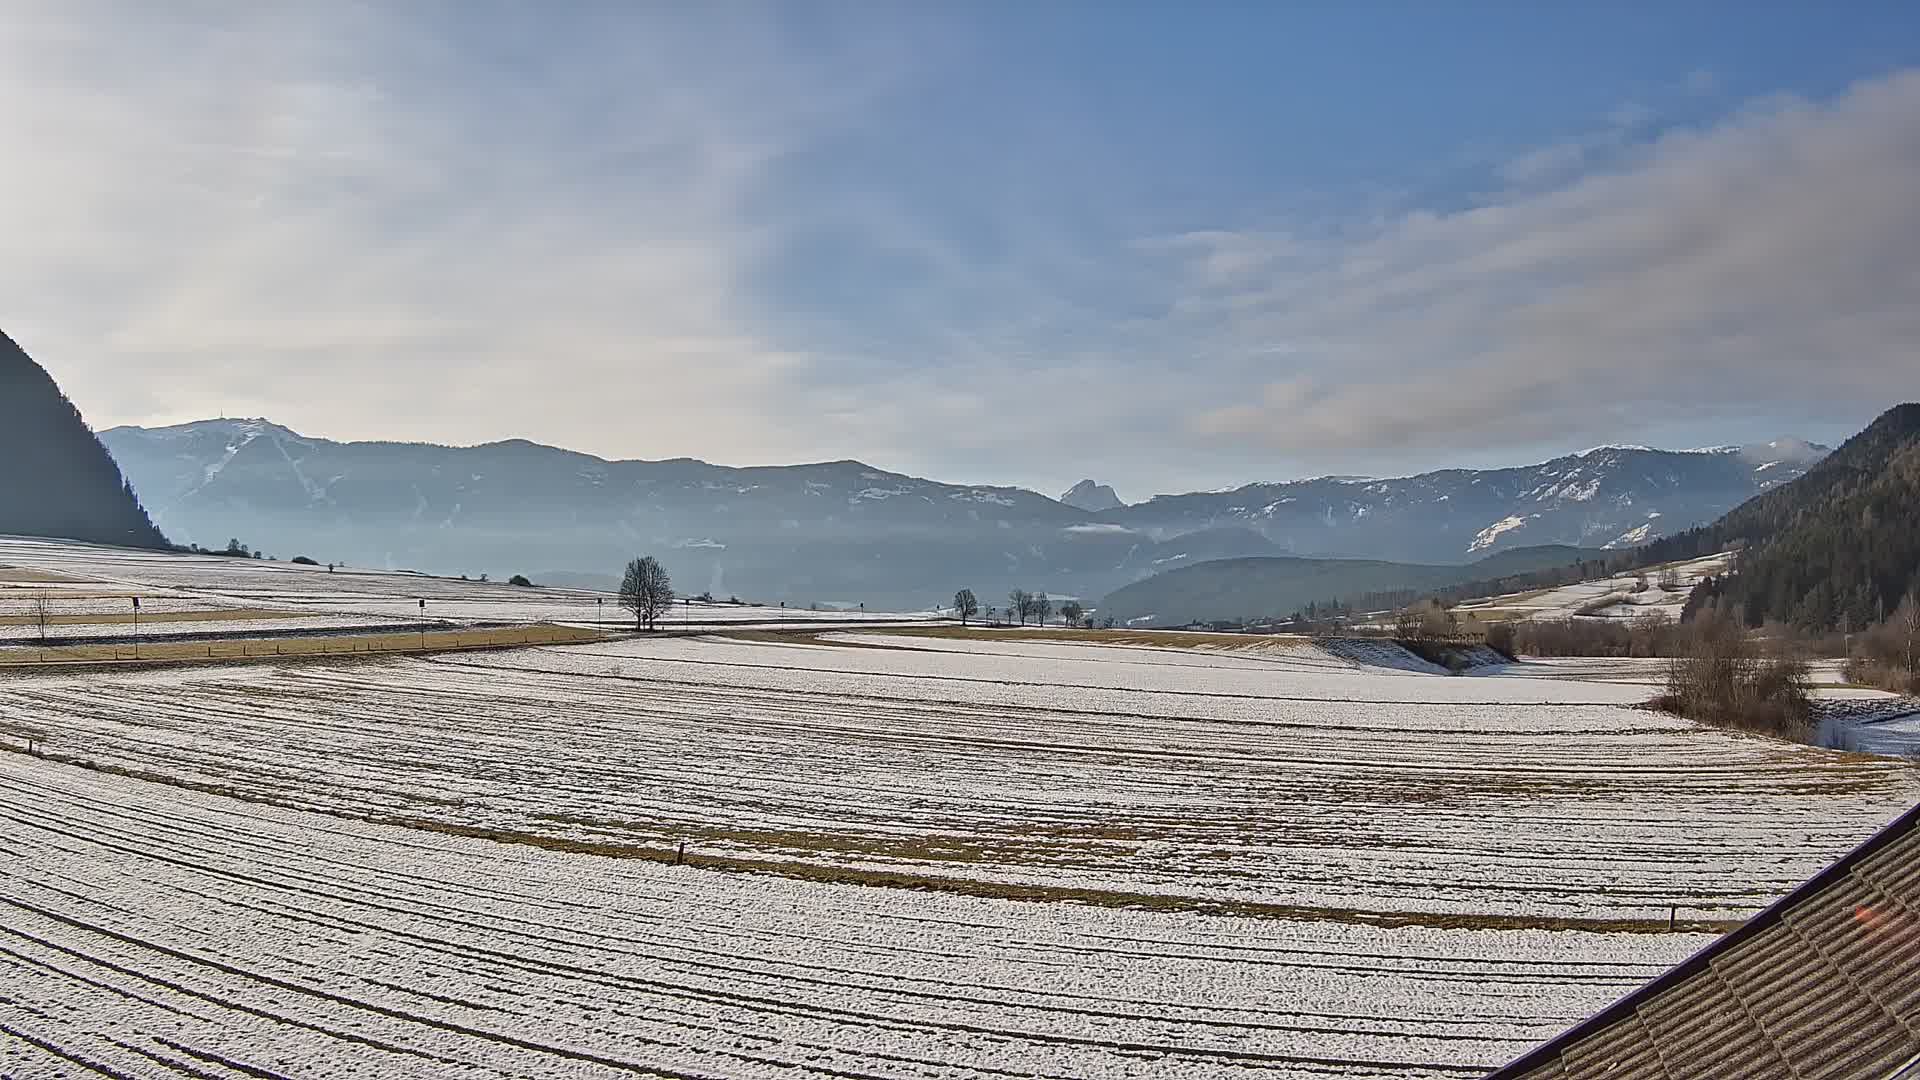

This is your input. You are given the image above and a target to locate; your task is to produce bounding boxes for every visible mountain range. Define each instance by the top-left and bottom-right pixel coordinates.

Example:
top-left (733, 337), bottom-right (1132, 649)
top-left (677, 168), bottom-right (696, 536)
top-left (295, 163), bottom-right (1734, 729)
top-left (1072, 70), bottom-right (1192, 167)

top-left (1, 331), bottom-right (167, 550)
top-left (100, 418), bottom-right (1825, 609)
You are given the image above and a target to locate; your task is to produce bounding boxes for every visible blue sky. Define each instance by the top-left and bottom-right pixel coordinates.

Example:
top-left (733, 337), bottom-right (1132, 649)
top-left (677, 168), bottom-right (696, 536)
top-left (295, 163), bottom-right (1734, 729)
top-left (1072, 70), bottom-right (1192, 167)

top-left (4, 2), bottom-right (1919, 499)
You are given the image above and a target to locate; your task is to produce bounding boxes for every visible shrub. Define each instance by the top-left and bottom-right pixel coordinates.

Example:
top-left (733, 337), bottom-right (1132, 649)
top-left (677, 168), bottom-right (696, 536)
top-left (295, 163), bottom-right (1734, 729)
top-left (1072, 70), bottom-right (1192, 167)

top-left (508, 574), bottom-right (533, 587)
top-left (1846, 594), bottom-right (1920, 693)
top-left (1844, 656), bottom-right (1920, 695)
top-left (1484, 621), bottom-right (1517, 658)
top-left (1654, 615), bottom-right (1812, 738)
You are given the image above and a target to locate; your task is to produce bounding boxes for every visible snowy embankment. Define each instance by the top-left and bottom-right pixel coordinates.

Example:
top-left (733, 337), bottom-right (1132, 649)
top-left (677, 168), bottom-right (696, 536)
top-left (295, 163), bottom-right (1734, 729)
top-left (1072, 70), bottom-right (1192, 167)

top-left (1818, 697), bottom-right (1920, 756)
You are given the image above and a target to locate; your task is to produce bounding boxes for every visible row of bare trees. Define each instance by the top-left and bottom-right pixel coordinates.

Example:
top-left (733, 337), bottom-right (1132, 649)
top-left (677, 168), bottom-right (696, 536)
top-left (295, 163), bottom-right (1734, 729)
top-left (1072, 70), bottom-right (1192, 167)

top-left (950, 588), bottom-right (1086, 628)
top-left (1498, 611), bottom-right (1683, 658)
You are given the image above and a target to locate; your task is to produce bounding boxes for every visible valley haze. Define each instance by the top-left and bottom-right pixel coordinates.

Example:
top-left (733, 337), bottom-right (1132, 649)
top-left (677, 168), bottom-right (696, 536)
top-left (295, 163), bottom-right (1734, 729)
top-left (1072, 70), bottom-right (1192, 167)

top-left (105, 416), bottom-right (1823, 611)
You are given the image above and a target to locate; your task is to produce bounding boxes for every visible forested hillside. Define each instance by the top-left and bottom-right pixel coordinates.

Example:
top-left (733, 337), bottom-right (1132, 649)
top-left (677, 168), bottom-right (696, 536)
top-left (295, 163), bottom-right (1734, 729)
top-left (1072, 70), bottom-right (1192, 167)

top-left (1646, 404), bottom-right (1920, 630)
top-left (0, 329), bottom-right (168, 549)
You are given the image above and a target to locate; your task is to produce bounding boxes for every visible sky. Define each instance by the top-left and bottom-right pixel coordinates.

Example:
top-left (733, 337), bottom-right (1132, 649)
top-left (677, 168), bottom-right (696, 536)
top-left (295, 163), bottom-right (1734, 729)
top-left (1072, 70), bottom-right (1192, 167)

top-left (5, 2), bottom-right (1920, 500)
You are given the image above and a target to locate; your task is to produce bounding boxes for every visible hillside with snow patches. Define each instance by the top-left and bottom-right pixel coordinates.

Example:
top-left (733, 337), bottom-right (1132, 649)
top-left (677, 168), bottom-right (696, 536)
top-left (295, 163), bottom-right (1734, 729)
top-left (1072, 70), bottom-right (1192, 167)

top-left (1102, 441), bottom-right (1825, 563)
top-left (101, 419), bottom-right (1823, 608)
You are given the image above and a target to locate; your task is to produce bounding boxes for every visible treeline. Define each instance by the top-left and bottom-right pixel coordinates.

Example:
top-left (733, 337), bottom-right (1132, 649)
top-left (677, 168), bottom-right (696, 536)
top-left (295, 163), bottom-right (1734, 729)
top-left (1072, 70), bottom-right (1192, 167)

top-left (1500, 612), bottom-right (1682, 658)
top-left (997, 589), bottom-right (1088, 627)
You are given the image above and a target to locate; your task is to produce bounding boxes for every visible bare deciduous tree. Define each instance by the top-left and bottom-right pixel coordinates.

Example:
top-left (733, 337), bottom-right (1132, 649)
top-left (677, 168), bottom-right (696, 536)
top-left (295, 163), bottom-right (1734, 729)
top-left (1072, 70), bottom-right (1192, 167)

top-left (619, 556), bottom-right (674, 631)
top-left (953, 589), bottom-right (979, 626)
top-left (1008, 589), bottom-right (1031, 626)
top-left (1901, 589), bottom-right (1920, 678)
top-left (1033, 592), bottom-right (1052, 627)
top-left (31, 596), bottom-right (52, 643)
top-left (1059, 600), bottom-right (1085, 628)
top-left (1395, 598), bottom-right (1454, 641)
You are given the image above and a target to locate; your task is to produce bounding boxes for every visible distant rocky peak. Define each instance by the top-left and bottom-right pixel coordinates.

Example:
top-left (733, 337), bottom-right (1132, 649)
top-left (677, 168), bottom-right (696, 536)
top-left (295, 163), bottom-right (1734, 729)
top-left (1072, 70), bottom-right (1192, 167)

top-left (1060, 479), bottom-right (1124, 513)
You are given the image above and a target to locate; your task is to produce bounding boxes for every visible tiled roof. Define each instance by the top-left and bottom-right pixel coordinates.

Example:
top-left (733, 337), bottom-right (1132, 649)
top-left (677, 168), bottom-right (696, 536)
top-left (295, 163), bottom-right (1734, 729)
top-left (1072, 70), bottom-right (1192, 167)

top-left (1489, 803), bottom-right (1920, 1080)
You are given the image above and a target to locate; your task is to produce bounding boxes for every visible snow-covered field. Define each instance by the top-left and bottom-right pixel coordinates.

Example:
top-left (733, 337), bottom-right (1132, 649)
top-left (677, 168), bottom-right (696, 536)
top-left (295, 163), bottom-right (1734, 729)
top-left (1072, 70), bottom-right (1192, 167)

top-left (0, 753), bottom-right (1693, 1079)
top-left (0, 535), bottom-right (941, 646)
top-left (5, 541), bottom-right (1919, 1077)
top-left (6, 632), bottom-right (1916, 924)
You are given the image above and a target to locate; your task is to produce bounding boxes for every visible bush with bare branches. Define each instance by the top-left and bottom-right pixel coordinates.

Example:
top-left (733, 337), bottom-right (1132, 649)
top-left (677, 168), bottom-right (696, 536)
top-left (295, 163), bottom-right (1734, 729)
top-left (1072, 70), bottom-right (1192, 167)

top-left (1654, 614), bottom-right (1812, 739)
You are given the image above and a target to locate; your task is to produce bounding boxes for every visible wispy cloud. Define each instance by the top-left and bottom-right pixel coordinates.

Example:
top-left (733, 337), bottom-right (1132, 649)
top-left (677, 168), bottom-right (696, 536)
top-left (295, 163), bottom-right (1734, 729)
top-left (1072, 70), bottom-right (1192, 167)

top-left (3, 5), bottom-right (1916, 496)
top-left (0, 3), bottom-right (912, 460)
top-left (1177, 71), bottom-right (1920, 459)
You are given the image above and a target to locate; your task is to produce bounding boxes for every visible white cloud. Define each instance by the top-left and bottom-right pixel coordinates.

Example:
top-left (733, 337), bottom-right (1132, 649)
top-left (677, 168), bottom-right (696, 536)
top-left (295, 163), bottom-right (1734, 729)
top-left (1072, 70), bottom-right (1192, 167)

top-left (3, 4), bottom-right (1914, 496)
top-left (0, 3), bottom-right (907, 463)
top-left (1177, 70), bottom-right (1920, 456)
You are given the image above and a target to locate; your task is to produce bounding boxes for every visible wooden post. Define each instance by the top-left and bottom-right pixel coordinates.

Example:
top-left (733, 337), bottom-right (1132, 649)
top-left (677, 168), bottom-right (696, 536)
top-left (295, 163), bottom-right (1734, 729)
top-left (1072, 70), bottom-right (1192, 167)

top-left (675, 842), bottom-right (685, 866)
top-left (1669, 905), bottom-right (1677, 931)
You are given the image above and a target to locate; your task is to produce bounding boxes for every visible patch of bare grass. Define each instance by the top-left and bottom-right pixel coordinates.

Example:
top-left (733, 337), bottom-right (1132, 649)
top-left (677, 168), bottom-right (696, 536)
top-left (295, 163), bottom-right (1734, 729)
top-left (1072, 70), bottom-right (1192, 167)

top-left (0, 623), bottom-right (606, 668)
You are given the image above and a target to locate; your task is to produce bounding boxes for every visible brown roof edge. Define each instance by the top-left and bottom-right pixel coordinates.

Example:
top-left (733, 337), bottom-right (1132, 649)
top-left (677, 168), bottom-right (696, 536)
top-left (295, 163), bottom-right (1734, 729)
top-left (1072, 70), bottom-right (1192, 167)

top-left (1485, 800), bottom-right (1920, 1079)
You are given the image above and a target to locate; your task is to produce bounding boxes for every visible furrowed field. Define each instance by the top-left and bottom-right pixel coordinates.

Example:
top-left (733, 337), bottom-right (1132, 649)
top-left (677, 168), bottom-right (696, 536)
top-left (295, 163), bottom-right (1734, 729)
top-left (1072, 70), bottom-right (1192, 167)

top-left (2, 537), bottom-right (1916, 1078)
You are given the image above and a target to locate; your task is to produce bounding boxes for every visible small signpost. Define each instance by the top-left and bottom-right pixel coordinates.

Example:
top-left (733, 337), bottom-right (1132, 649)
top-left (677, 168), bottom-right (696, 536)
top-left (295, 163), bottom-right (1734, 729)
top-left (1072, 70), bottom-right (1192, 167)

top-left (419, 598), bottom-right (427, 649)
top-left (132, 595), bottom-right (140, 660)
